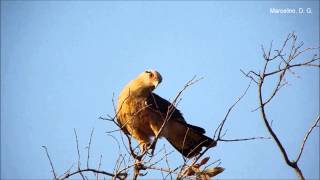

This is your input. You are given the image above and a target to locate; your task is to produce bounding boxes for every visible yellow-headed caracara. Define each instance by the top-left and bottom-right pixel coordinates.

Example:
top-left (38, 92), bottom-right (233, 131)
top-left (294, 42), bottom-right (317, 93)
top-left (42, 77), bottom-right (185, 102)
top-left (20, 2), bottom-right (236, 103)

top-left (116, 70), bottom-right (216, 158)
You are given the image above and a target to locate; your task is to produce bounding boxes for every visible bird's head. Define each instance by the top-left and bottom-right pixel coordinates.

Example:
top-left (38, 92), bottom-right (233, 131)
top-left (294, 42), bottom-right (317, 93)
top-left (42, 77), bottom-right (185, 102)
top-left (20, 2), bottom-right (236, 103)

top-left (122, 69), bottom-right (163, 98)
top-left (137, 69), bottom-right (162, 91)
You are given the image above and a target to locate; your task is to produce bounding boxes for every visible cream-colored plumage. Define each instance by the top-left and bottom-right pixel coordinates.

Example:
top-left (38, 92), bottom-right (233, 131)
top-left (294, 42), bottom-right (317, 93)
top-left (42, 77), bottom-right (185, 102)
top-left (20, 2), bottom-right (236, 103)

top-left (116, 70), bottom-right (215, 157)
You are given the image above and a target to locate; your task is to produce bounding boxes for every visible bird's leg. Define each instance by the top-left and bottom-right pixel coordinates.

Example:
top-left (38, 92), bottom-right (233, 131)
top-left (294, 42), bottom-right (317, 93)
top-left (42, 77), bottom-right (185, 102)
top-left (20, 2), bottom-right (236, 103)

top-left (130, 130), bottom-right (152, 155)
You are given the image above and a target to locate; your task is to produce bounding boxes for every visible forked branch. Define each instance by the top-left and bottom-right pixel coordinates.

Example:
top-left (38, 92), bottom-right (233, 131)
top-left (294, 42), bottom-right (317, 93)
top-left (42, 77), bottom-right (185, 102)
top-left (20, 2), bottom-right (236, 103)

top-left (242, 32), bottom-right (320, 180)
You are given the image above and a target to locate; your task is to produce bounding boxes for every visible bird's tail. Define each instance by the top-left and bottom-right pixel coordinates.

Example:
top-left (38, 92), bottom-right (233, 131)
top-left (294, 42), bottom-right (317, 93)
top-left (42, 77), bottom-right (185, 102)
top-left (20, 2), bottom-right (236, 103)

top-left (165, 122), bottom-right (216, 158)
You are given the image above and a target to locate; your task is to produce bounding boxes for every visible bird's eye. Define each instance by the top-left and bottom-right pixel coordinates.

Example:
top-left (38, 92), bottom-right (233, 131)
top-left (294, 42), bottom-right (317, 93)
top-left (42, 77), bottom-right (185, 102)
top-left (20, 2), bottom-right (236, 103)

top-left (145, 71), bottom-right (154, 78)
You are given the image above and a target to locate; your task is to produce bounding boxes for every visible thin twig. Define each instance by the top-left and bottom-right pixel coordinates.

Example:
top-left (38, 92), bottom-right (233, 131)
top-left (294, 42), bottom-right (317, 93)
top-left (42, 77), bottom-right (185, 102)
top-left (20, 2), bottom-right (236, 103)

top-left (295, 115), bottom-right (320, 163)
top-left (59, 168), bottom-right (126, 180)
top-left (96, 155), bottom-right (102, 180)
top-left (42, 146), bottom-right (57, 180)
top-left (219, 136), bottom-right (271, 142)
top-left (87, 128), bottom-right (94, 169)
top-left (163, 144), bottom-right (173, 180)
top-left (214, 79), bottom-right (252, 140)
top-left (74, 129), bottom-right (86, 180)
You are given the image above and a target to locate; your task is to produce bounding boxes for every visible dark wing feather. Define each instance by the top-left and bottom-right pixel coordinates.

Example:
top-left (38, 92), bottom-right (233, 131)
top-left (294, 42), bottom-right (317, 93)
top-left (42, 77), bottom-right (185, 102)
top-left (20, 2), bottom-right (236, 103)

top-left (147, 93), bottom-right (216, 158)
top-left (146, 93), bottom-right (206, 134)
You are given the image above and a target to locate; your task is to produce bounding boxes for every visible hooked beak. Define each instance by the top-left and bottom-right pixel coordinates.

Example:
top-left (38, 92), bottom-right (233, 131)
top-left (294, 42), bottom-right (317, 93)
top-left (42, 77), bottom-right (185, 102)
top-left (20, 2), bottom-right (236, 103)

top-left (152, 80), bottom-right (160, 89)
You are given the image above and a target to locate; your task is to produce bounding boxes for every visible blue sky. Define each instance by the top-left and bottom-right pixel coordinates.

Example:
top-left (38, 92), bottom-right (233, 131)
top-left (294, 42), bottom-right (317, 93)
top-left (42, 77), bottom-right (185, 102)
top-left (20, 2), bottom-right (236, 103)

top-left (1, 1), bottom-right (319, 179)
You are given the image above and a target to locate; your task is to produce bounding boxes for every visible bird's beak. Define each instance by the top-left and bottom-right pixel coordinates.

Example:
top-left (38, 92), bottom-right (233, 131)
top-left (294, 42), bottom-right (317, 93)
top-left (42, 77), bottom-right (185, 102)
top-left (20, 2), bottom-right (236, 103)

top-left (153, 81), bottom-right (159, 89)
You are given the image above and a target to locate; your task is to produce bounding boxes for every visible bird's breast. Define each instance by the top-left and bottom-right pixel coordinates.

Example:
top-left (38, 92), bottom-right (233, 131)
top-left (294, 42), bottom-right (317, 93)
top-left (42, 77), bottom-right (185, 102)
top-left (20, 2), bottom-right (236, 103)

top-left (120, 97), bottom-right (162, 136)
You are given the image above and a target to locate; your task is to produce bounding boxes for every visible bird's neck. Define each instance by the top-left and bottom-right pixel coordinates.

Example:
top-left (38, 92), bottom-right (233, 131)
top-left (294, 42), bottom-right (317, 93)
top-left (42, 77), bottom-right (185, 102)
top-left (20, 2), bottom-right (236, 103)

top-left (122, 80), bottom-right (152, 99)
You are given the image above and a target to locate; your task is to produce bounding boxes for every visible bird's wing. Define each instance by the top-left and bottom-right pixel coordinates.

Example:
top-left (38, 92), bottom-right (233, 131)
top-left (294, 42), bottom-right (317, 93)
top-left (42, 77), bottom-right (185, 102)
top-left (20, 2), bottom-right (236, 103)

top-left (146, 93), bottom-right (185, 121)
top-left (146, 93), bottom-right (216, 157)
top-left (146, 93), bottom-right (206, 134)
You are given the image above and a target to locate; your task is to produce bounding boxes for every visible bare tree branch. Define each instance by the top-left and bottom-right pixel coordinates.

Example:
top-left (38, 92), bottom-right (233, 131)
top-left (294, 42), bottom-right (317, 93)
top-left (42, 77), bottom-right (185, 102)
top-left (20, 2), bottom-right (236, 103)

top-left (42, 146), bottom-right (57, 180)
top-left (48, 129), bottom-right (128, 180)
top-left (295, 115), bottom-right (320, 163)
top-left (74, 129), bottom-right (86, 180)
top-left (86, 128), bottom-right (94, 169)
top-left (219, 136), bottom-right (271, 142)
top-left (96, 155), bottom-right (102, 180)
top-left (59, 168), bottom-right (126, 180)
top-left (242, 32), bottom-right (320, 180)
top-left (213, 79), bottom-right (252, 141)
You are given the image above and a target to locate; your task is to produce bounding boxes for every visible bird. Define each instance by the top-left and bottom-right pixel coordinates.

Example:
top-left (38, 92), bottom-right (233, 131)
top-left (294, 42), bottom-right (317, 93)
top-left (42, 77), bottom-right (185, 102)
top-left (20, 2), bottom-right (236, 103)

top-left (116, 70), bottom-right (216, 158)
